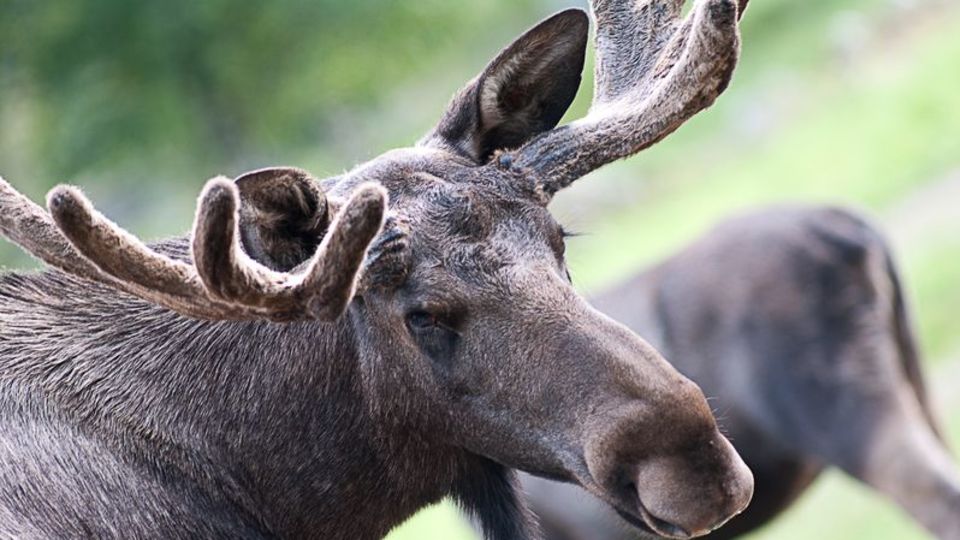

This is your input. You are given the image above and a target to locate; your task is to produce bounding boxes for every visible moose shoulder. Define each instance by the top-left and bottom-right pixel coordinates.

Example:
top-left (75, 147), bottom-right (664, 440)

top-left (0, 1), bottom-right (753, 539)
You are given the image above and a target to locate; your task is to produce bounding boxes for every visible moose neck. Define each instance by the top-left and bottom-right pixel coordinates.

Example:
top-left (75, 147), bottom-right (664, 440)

top-left (0, 269), bottom-right (463, 539)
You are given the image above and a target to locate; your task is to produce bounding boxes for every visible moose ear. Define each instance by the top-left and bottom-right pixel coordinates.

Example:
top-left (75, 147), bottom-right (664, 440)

top-left (234, 168), bottom-right (329, 272)
top-left (420, 9), bottom-right (588, 163)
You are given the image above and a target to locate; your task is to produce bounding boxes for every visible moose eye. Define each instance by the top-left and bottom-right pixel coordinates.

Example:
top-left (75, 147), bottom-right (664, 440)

top-left (407, 311), bottom-right (441, 330)
top-left (405, 310), bottom-right (458, 361)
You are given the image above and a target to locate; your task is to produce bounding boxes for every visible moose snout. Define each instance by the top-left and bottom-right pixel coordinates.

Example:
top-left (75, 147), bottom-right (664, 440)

top-left (583, 407), bottom-right (754, 539)
top-left (630, 433), bottom-right (754, 539)
top-left (578, 354), bottom-right (753, 537)
top-left (552, 306), bottom-right (753, 537)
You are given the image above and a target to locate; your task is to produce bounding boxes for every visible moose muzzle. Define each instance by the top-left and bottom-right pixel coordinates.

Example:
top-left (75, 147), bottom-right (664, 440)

top-left (571, 311), bottom-right (754, 539)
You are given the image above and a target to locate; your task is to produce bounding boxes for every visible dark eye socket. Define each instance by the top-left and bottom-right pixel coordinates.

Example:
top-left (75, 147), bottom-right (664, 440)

top-left (405, 309), bottom-right (459, 362)
top-left (407, 311), bottom-right (441, 330)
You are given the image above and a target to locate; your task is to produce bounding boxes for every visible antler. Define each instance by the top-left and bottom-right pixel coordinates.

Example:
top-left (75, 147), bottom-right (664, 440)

top-left (0, 175), bottom-right (385, 322)
top-left (512, 0), bottom-right (748, 196)
top-left (1, 177), bottom-right (110, 285)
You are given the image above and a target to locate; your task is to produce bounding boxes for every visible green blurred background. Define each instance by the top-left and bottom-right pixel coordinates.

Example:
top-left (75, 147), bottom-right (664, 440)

top-left (1, 0), bottom-right (958, 538)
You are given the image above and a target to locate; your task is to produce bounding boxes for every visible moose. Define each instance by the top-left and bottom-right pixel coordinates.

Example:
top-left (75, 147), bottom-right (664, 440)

top-left (524, 205), bottom-right (960, 539)
top-left (0, 0), bottom-right (755, 538)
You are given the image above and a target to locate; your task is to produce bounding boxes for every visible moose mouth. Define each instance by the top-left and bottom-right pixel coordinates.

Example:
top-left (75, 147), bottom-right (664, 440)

top-left (562, 466), bottom-right (700, 539)
top-left (614, 505), bottom-right (691, 540)
top-left (608, 481), bottom-right (695, 540)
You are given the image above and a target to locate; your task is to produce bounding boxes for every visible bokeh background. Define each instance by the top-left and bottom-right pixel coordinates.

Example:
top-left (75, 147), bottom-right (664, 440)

top-left (2, 0), bottom-right (958, 538)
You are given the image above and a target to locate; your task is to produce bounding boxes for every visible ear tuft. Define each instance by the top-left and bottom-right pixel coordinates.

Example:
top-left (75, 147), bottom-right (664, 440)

top-left (421, 9), bottom-right (589, 163)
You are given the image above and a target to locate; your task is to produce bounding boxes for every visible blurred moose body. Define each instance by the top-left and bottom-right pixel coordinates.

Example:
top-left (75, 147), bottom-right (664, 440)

top-left (0, 1), bottom-right (756, 539)
top-left (525, 205), bottom-right (960, 539)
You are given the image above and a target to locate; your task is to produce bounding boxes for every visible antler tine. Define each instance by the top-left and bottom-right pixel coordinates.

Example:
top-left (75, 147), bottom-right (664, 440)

top-left (192, 178), bottom-right (293, 310)
top-left (47, 184), bottom-right (256, 320)
top-left (591, 0), bottom-right (686, 104)
top-left (48, 186), bottom-right (206, 298)
top-left (0, 176), bottom-right (253, 320)
top-left (192, 179), bottom-right (387, 322)
top-left (298, 183), bottom-right (387, 320)
top-left (1, 176), bottom-right (115, 286)
top-left (513, 0), bottom-right (745, 196)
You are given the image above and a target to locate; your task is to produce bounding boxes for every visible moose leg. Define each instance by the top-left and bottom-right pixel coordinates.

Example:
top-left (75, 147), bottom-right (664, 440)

top-left (756, 212), bottom-right (960, 539)
top-left (850, 386), bottom-right (960, 540)
top-left (777, 334), bottom-right (960, 540)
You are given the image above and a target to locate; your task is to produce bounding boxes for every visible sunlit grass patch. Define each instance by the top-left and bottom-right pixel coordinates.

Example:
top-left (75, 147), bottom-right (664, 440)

top-left (902, 235), bottom-right (960, 362)
top-left (386, 501), bottom-right (477, 540)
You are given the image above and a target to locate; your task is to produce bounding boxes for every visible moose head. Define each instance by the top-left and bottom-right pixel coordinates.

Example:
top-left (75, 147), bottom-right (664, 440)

top-left (0, 1), bottom-right (753, 538)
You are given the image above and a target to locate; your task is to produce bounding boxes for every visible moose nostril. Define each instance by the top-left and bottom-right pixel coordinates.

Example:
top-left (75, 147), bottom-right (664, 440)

top-left (636, 503), bottom-right (692, 540)
top-left (627, 483), bottom-right (694, 540)
top-left (646, 514), bottom-right (691, 539)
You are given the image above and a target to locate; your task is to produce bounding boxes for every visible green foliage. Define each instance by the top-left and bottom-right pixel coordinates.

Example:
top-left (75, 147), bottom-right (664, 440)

top-left (0, 0), bottom-right (541, 185)
top-left (906, 235), bottom-right (960, 365)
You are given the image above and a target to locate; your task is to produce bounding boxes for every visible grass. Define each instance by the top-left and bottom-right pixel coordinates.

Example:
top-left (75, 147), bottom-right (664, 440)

top-left (902, 235), bottom-right (960, 363)
top-left (387, 502), bottom-right (478, 540)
